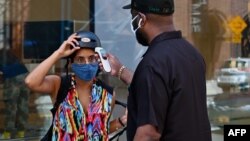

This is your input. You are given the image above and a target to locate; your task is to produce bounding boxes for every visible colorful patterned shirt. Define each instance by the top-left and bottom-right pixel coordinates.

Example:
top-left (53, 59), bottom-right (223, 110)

top-left (52, 76), bottom-right (113, 141)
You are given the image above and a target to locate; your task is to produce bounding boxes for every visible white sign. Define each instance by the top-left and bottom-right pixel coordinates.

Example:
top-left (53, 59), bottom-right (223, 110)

top-left (191, 0), bottom-right (207, 32)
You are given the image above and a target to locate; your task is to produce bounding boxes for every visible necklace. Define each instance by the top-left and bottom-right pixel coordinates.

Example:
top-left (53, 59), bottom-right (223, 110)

top-left (72, 76), bottom-right (94, 99)
top-left (76, 87), bottom-right (92, 99)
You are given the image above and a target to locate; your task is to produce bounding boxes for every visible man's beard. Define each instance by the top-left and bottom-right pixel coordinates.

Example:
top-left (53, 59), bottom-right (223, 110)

top-left (136, 29), bottom-right (148, 46)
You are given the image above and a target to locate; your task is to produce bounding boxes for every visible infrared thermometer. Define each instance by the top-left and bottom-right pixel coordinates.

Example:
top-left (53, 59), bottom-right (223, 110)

top-left (95, 47), bottom-right (111, 72)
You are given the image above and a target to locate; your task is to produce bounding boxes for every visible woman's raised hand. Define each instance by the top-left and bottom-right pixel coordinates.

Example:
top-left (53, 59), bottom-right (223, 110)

top-left (56, 33), bottom-right (81, 58)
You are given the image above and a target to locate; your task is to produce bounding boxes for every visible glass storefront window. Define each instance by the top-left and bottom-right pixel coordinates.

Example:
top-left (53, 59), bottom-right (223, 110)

top-left (0, 0), bottom-right (250, 140)
top-left (0, 0), bottom-right (92, 140)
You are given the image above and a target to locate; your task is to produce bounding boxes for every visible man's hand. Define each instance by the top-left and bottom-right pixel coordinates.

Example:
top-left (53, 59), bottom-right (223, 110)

top-left (96, 52), bottom-right (133, 85)
top-left (95, 53), bottom-right (123, 76)
top-left (107, 53), bottom-right (123, 76)
top-left (134, 124), bottom-right (161, 141)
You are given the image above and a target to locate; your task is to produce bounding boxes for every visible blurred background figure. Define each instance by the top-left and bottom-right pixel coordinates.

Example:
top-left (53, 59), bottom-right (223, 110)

top-left (0, 48), bottom-right (30, 139)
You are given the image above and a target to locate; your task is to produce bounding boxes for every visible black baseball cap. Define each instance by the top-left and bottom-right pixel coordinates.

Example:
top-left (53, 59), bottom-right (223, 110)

top-left (123, 0), bottom-right (174, 15)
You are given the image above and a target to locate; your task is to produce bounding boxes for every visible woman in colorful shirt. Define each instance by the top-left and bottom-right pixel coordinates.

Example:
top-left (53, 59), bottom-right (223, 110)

top-left (25, 31), bottom-right (127, 141)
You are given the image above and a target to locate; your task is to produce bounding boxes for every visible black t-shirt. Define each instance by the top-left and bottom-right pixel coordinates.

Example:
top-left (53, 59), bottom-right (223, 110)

top-left (127, 31), bottom-right (212, 141)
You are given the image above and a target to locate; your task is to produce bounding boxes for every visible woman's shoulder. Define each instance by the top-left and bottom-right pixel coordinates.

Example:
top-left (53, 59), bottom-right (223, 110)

top-left (96, 79), bottom-right (114, 95)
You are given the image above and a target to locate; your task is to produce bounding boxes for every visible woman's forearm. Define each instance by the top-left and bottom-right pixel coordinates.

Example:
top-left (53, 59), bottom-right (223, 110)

top-left (109, 118), bottom-right (124, 133)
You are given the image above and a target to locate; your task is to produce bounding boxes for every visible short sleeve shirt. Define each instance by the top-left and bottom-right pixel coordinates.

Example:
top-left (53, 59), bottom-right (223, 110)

top-left (127, 31), bottom-right (212, 141)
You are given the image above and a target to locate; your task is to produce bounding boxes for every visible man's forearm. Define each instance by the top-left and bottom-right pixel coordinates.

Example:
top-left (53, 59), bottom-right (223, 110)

top-left (120, 67), bottom-right (133, 85)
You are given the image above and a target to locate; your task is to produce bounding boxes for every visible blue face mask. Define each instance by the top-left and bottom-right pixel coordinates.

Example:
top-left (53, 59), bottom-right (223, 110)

top-left (71, 63), bottom-right (99, 81)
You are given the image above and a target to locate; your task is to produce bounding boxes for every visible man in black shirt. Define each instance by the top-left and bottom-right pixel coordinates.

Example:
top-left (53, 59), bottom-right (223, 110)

top-left (106, 0), bottom-right (212, 140)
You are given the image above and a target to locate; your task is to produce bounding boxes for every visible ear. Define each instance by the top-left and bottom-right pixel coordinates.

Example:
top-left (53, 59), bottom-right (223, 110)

top-left (138, 12), bottom-right (147, 27)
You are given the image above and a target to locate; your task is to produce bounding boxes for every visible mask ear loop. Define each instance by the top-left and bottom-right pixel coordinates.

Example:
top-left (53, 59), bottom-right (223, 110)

top-left (131, 15), bottom-right (139, 22)
top-left (131, 15), bottom-right (138, 32)
top-left (131, 18), bottom-right (143, 34)
top-left (138, 18), bottom-right (142, 28)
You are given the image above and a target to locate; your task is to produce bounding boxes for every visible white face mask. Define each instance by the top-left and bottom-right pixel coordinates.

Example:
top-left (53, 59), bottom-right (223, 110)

top-left (130, 15), bottom-right (142, 34)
